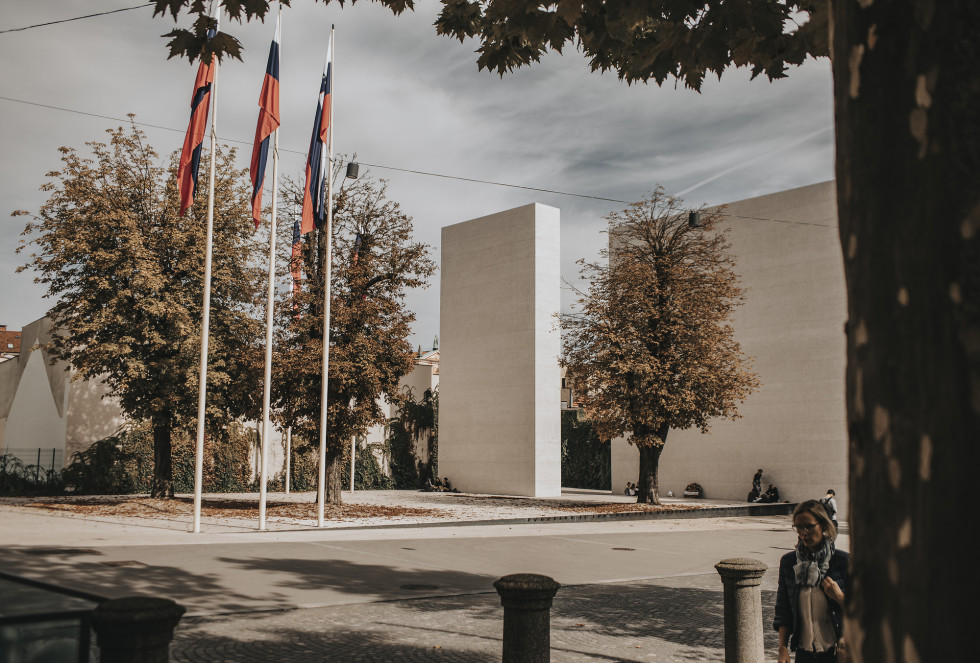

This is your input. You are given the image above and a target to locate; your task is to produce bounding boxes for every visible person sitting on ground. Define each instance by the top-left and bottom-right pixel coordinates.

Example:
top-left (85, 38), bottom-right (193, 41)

top-left (625, 482), bottom-right (634, 496)
top-left (755, 484), bottom-right (778, 503)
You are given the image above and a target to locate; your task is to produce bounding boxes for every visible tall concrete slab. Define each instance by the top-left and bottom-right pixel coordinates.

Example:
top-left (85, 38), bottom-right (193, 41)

top-left (439, 203), bottom-right (561, 496)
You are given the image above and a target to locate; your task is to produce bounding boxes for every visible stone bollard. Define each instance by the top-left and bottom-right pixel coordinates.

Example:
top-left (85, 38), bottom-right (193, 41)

top-left (91, 596), bottom-right (186, 663)
top-left (715, 558), bottom-right (768, 663)
top-left (493, 573), bottom-right (561, 663)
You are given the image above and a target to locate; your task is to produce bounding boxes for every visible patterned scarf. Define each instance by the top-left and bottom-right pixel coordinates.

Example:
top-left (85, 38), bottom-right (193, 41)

top-left (794, 537), bottom-right (834, 587)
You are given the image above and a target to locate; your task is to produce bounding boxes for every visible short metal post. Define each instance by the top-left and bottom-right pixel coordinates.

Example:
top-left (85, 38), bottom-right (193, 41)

top-left (715, 558), bottom-right (768, 663)
top-left (91, 597), bottom-right (185, 663)
top-left (494, 573), bottom-right (561, 663)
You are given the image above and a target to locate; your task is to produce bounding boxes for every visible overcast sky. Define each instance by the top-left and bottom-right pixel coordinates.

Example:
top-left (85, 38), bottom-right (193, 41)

top-left (0, 1), bottom-right (835, 346)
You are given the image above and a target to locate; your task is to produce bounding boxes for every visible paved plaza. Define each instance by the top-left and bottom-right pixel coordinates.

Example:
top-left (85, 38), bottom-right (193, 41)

top-left (1, 491), bottom-right (843, 662)
top-left (171, 572), bottom-right (782, 662)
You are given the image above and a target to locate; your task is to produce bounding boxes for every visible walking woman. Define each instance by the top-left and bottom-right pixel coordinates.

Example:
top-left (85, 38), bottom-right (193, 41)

top-left (774, 500), bottom-right (848, 662)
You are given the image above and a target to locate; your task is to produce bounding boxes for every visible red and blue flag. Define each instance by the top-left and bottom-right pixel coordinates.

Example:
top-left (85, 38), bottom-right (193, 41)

top-left (177, 18), bottom-right (218, 217)
top-left (249, 16), bottom-right (281, 228)
top-left (300, 37), bottom-right (332, 235)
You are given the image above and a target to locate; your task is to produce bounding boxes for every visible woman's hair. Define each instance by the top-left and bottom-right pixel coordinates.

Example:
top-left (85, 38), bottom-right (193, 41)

top-left (793, 499), bottom-right (838, 540)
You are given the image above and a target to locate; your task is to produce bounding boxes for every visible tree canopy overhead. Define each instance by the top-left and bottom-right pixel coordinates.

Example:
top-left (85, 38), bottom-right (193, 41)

top-left (436, 0), bottom-right (829, 87)
top-left (562, 189), bottom-right (759, 503)
top-left (151, 1), bottom-right (827, 90)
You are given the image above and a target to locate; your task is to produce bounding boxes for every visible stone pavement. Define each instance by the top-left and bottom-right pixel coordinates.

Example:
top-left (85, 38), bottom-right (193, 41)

top-left (171, 573), bottom-right (782, 662)
top-left (1, 493), bottom-right (834, 662)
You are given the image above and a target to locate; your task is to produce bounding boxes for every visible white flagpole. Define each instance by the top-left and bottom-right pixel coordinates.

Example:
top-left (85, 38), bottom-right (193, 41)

top-left (316, 27), bottom-right (335, 528)
top-left (285, 426), bottom-right (291, 495)
top-left (258, 7), bottom-right (282, 533)
top-left (193, 50), bottom-right (219, 535)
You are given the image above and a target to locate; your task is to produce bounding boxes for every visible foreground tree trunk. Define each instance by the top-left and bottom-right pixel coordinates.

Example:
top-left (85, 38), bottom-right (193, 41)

top-left (324, 445), bottom-right (344, 505)
top-left (151, 420), bottom-right (174, 498)
top-left (636, 426), bottom-right (669, 504)
top-left (832, 2), bottom-right (980, 659)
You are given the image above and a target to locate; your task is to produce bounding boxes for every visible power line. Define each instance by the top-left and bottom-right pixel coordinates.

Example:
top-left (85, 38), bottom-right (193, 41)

top-left (0, 94), bottom-right (835, 228)
top-left (355, 161), bottom-right (632, 205)
top-left (0, 3), bottom-right (153, 35)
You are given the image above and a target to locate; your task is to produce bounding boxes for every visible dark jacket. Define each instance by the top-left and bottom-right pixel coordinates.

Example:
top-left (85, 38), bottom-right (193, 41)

top-left (773, 547), bottom-right (848, 651)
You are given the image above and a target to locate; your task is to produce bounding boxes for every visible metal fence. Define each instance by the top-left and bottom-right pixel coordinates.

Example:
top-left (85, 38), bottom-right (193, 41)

top-left (3, 448), bottom-right (65, 478)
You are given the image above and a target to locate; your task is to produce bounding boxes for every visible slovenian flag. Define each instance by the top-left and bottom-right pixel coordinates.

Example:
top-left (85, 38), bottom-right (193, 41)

top-left (300, 36), bottom-right (332, 235)
top-left (177, 18), bottom-right (218, 217)
top-left (249, 16), bottom-right (281, 229)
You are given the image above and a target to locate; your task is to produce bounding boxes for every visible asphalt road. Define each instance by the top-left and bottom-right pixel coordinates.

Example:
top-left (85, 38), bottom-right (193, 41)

top-left (3, 506), bottom-right (848, 661)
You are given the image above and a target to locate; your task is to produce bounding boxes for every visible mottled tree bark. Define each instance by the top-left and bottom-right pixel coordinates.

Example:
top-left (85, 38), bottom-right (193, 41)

top-left (832, 1), bottom-right (980, 659)
top-left (636, 425), bottom-right (669, 504)
top-left (151, 419), bottom-right (174, 498)
top-left (324, 445), bottom-right (344, 505)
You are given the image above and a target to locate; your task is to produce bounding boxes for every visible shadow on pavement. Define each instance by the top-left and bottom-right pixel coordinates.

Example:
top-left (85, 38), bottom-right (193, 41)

top-left (172, 623), bottom-right (499, 663)
top-left (216, 555), bottom-right (499, 599)
top-left (3, 550), bottom-right (264, 613)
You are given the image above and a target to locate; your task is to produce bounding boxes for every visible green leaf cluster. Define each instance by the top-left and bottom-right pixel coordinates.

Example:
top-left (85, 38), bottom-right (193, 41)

top-left (16, 122), bottom-right (266, 496)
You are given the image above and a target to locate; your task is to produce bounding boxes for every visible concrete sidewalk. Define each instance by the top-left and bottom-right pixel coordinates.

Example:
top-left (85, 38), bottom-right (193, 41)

top-left (0, 488), bottom-right (793, 547)
top-left (1, 494), bottom-right (837, 662)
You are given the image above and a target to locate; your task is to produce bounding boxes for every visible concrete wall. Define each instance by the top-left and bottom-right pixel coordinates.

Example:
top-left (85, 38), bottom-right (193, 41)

top-left (0, 317), bottom-right (124, 469)
top-left (610, 181), bottom-right (849, 517)
top-left (439, 203), bottom-right (561, 496)
top-left (362, 360), bottom-right (440, 463)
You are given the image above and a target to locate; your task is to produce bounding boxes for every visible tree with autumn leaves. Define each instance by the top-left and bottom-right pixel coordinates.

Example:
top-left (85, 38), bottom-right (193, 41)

top-left (16, 123), bottom-right (265, 498)
top-left (562, 190), bottom-right (759, 504)
top-left (147, 2), bottom-right (980, 657)
top-left (272, 167), bottom-right (435, 505)
top-left (16, 123), bottom-right (433, 503)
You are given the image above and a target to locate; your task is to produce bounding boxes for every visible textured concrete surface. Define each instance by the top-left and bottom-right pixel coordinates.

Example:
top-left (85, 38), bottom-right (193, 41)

top-left (440, 203), bottom-right (561, 497)
top-left (169, 572), bottom-right (784, 662)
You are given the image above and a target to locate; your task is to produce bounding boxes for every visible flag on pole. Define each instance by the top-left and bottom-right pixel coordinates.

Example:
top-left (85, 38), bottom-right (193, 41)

top-left (177, 19), bottom-right (218, 217)
top-left (291, 218), bottom-right (303, 307)
top-left (300, 37), bottom-right (332, 235)
top-left (351, 233), bottom-right (362, 266)
top-left (249, 16), bottom-right (281, 228)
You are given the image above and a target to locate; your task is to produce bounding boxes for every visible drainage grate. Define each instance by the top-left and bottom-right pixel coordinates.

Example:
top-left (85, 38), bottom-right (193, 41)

top-left (100, 560), bottom-right (147, 567)
top-left (400, 584), bottom-right (438, 591)
top-left (611, 547), bottom-right (635, 551)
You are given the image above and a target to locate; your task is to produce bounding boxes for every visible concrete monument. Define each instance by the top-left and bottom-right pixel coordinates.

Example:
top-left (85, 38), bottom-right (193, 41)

top-left (439, 203), bottom-right (561, 496)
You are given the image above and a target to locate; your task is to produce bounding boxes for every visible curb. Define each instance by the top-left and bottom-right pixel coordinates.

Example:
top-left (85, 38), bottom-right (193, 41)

top-left (310, 501), bottom-right (797, 532)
